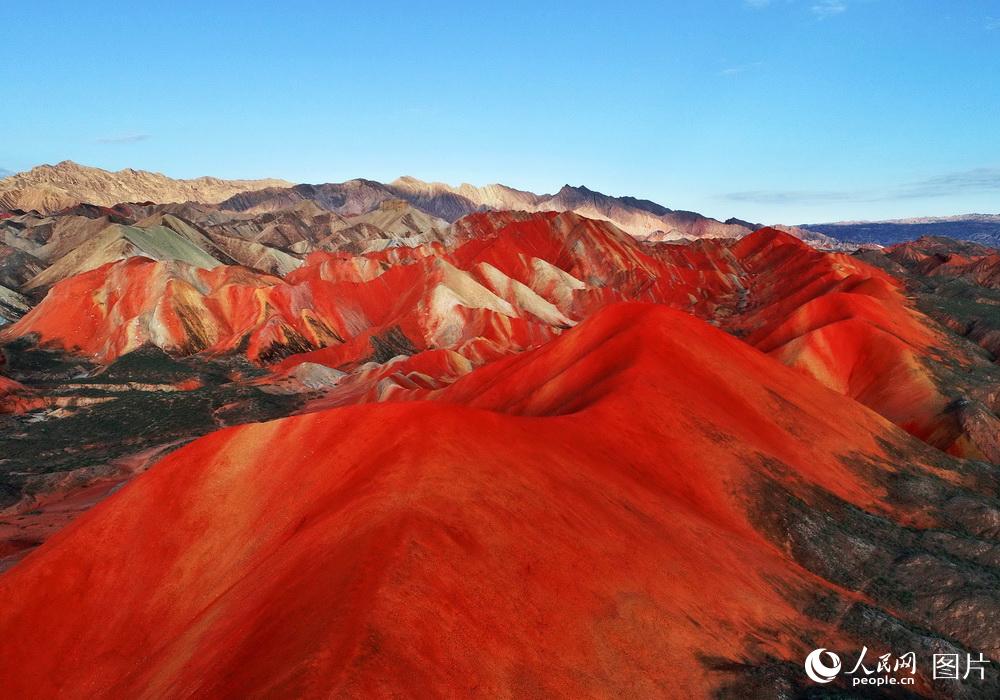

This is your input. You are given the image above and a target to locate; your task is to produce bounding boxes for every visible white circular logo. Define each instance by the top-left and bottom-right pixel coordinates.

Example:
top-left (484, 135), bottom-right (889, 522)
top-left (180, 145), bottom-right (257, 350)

top-left (804, 648), bottom-right (842, 684)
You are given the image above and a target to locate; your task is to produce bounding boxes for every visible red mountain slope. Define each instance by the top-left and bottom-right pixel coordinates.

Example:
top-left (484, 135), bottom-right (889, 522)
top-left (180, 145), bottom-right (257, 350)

top-left (0, 374), bottom-right (45, 414)
top-left (1, 303), bottom-right (992, 698)
top-left (2, 219), bottom-right (988, 459)
top-left (724, 228), bottom-right (971, 452)
top-left (883, 237), bottom-right (1000, 289)
top-left (1, 212), bottom-right (741, 369)
top-left (0, 257), bottom-right (285, 361)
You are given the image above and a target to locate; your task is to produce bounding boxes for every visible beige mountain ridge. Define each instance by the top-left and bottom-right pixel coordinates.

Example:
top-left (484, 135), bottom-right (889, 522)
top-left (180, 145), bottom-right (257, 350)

top-left (1, 162), bottom-right (756, 241)
top-left (0, 161), bottom-right (290, 213)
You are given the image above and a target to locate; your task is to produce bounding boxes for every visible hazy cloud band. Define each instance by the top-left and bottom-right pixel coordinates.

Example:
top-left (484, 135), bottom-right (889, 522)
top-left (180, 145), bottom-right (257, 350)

top-left (720, 168), bottom-right (1000, 204)
top-left (95, 133), bottom-right (151, 144)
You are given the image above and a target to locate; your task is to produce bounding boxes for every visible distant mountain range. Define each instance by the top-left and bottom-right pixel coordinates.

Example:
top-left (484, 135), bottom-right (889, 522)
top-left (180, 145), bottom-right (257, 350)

top-left (805, 214), bottom-right (1000, 247)
top-left (0, 162), bottom-right (751, 242)
top-left (4, 162), bottom-right (998, 248)
top-left (220, 176), bottom-right (752, 241)
top-left (0, 161), bottom-right (289, 215)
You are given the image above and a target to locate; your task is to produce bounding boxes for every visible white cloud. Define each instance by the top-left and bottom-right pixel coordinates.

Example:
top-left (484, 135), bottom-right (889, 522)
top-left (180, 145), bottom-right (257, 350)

top-left (95, 133), bottom-right (151, 145)
top-left (811, 0), bottom-right (847, 18)
top-left (718, 61), bottom-right (763, 77)
top-left (720, 167), bottom-right (1000, 205)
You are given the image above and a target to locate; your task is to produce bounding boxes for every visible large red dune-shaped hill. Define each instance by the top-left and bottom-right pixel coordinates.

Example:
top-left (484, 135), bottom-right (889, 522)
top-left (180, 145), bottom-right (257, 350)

top-left (0, 302), bottom-right (985, 698)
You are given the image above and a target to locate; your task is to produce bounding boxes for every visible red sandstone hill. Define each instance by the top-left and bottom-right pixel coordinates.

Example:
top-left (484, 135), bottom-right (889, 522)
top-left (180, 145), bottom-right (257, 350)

top-left (2, 303), bottom-right (997, 698)
top-left (727, 229), bottom-right (952, 446)
top-left (0, 211), bottom-right (742, 368)
top-left (4, 220), bottom-right (994, 460)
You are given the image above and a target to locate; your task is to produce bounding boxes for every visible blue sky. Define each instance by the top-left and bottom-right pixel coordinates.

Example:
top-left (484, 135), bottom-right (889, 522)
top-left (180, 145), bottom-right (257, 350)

top-left (1, 0), bottom-right (997, 223)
